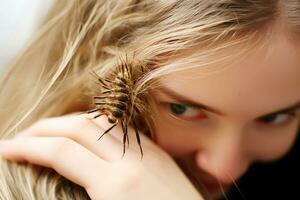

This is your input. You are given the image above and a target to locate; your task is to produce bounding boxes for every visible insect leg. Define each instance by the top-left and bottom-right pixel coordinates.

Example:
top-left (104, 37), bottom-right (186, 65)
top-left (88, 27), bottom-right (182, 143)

top-left (97, 123), bottom-right (117, 141)
top-left (122, 117), bottom-right (129, 146)
top-left (133, 120), bottom-right (143, 159)
top-left (95, 101), bottom-right (126, 110)
top-left (90, 70), bottom-right (109, 87)
top-left (102, 88), bottom-right (129, 94)
top-left (93, 114), bottom-right (103, 119)
top-left (101, 85), bottom-right (110, 91)
top-left (98, 78), bottom-right (110, 88)
top-left (94, 94), bottom-right (129, 102)
top-left (121, 119), bottom-right (128, 158)
top-left (104, 79), bottom-right (127, 88)
top-left (86, 108), bottom-right (103, 118)
top-left (87, 108), bottom-right (101, 114)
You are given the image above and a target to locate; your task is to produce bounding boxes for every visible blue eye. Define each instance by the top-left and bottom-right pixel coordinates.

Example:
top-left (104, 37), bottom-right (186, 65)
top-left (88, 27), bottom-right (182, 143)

top-left (258, 112), bottom-right (296, 125)
top-left (168, 103), bottom-right (206, 120)
top-left (169, 103), bottom-right (187, 114)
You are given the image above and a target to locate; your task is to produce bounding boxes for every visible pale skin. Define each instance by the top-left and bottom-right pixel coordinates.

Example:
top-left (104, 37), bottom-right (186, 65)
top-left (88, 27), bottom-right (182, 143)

top-left (0, 26), bottom-right (300, 200)
top-left (0, 114), bottom-right (203, 200)
top-left (151, 26), bottom-right (300, 198)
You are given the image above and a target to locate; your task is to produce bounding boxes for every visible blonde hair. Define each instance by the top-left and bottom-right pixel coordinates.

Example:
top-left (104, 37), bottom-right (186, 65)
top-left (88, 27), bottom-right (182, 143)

top-left (0, 0), bottom-right (299, 199)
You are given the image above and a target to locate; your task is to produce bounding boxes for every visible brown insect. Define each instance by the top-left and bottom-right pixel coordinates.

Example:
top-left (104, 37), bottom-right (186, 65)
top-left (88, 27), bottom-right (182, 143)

top-left (87, 57), bottom-right (145, 158)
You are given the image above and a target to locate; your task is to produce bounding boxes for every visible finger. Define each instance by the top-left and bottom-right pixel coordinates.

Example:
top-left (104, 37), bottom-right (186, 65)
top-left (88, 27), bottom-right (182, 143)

top-left (0, 136), bottom-right (109, 189)
top-left (18, 114), bottom-right (127, 161)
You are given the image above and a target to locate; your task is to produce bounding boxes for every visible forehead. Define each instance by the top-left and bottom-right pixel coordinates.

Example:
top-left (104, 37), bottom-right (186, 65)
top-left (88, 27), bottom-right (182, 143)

top-left (158, 32), bottom-right (300, 120)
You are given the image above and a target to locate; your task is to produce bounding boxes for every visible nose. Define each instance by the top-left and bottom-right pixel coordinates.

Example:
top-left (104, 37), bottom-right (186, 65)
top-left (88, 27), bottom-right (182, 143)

top-left (195, 127), bottom-right (251, 184)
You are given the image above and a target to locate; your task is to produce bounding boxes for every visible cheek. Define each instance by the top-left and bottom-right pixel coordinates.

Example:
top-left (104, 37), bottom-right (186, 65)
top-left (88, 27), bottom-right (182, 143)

top-left (153, 120), bottom-right (202, 156)
top-left (247, 121), bottom-right (300, 161)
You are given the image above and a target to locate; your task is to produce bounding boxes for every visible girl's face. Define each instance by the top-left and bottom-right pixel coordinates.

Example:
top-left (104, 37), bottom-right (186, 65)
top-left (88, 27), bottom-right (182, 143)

top-left (151, 30), bottom-right (300, 198)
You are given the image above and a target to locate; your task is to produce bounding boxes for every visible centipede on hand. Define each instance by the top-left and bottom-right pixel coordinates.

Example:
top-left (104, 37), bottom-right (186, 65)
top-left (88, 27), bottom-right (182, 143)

top-left (87, 56), bottom-right (146, 158)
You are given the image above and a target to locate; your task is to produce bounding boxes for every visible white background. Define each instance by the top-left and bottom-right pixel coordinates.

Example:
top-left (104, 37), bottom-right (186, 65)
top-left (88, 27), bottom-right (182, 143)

top-left (0, 0), bottom-right (54, 72)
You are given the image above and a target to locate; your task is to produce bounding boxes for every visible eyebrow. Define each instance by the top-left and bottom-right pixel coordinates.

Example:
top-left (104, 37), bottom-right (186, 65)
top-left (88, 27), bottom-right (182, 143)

top-left (157, 87), bottom-right (300, 118)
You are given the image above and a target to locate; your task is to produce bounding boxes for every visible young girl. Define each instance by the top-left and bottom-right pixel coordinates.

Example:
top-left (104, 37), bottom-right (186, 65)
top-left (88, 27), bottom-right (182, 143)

top-left (0, 0), bottom-right (299, 199)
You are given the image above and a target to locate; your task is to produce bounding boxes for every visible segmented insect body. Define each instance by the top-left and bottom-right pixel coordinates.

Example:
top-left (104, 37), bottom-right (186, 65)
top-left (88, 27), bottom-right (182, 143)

top-left (87, 59), bottom-right (144, 158)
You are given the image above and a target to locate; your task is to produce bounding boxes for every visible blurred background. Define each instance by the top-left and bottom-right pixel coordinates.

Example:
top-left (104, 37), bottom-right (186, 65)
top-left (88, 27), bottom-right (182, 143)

top-left (0, 0), bottom-right (53, 72)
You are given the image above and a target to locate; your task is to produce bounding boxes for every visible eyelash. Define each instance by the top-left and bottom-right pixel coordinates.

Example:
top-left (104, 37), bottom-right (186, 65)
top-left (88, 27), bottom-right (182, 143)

top-left (257, 112), bottom-right (296, 125)
top-left (166, 102), bottom-right (297, 125)
top-left (165, 103), bottom-right (206, 120)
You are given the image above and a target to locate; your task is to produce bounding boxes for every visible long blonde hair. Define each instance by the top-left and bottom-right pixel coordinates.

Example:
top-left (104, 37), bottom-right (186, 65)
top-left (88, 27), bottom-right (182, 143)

top-left (0, 0), bottom-right (299, 199)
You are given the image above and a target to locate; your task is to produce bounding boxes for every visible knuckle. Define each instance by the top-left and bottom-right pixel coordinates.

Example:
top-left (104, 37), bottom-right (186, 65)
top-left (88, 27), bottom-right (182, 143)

top-left (29, 118), bottom-right (48, 132)
top-left (49, 137), bottom-right (76, 163)
top-left (28, 117), bottom-right (59, 132)
top-left (24, 118), bottom-right (52, 137)
top-left (110, 163), bottom-right (144, 192)
top-left (72, 114), bottom-right (94, 129)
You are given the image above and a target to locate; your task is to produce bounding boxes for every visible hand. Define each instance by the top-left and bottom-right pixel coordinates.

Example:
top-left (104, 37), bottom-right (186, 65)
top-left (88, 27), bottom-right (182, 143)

top-left (0, 113), bottom-right (203, 200)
